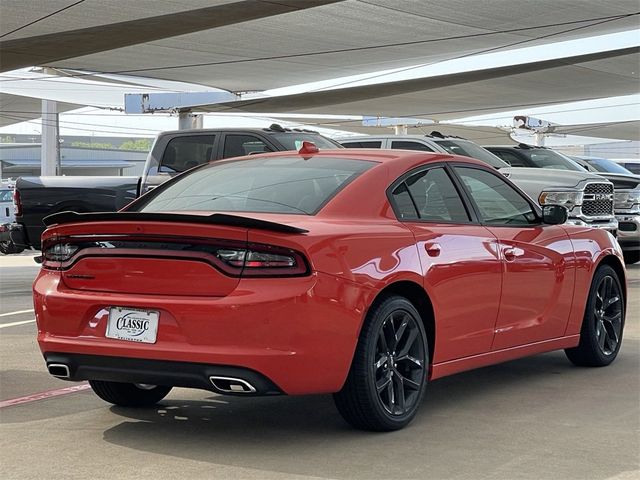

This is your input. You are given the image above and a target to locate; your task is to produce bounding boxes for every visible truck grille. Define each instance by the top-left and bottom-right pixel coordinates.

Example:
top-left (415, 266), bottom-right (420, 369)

top-left (582, 183), bottom-right (614, 217)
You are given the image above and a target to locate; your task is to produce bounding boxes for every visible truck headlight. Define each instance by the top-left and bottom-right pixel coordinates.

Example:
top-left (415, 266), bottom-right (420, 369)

top-left (538, 191), bottom-right (583, 207)
top-left (614, 191), bottom-right (640, 209)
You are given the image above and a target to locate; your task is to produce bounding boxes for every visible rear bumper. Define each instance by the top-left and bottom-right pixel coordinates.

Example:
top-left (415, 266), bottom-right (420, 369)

top-left (34, 270), bottom-right (374, 395)
top-left (44, 352), bottom-right (282, 395)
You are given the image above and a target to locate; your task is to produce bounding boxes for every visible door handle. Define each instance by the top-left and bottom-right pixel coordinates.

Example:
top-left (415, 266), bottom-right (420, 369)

top-left (503, 247), bottom-right (517, 261)
top-left (425, 243), bottom-right (441, 257)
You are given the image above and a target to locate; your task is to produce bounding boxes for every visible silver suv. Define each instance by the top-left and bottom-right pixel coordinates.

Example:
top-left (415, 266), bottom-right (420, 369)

top-left (339, 134), bottom-right (618, 234)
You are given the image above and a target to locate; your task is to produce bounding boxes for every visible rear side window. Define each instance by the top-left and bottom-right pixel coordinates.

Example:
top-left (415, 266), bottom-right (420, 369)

top-left (391, 167), bottom-right (469, 222)
top-left (160, 135), bottom-right (215, 173)
top-left (137, 156), bottom-right (374, 215)
top-left (342, 141), bottom-right (383, 148)
top-left (391, 140), bottom-right (434, 152)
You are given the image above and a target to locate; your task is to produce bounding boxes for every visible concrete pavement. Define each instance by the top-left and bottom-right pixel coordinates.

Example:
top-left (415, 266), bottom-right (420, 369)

top-left (1, 262), bottom-right (638, 480)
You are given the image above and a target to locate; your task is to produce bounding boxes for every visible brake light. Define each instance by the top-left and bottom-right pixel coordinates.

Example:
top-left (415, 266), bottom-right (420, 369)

top-left (215, 245), bottom-right (307, 276)
top-left (13, 189), bottom-right (22, 217)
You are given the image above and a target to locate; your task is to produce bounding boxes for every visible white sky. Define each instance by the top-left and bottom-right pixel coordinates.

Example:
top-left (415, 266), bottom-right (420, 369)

top-left (0, 29), bottom-right (638, 146)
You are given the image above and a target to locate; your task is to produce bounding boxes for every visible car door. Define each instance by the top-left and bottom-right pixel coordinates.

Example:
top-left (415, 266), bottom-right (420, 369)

top-left (389, 165), bottom-right (503, 362)
top-left (452, 165), bottom-right (575, 349)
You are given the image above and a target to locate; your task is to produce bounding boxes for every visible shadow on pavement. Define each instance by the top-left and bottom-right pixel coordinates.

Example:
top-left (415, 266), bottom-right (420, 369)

top-left (100, 348), bottom-right (639, 479)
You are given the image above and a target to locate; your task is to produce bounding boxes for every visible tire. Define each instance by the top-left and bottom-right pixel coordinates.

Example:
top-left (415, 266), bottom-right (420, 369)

top-left (0, 241), bottom-right (22, 255)
top-left (565, 265), bottom-right (625, 367)
top-left (334, 295), bottom-right (429, 431)
top-left (89, 380), bottom-right (172, 407)
top-left (623, 250), bottom-right (639, 265)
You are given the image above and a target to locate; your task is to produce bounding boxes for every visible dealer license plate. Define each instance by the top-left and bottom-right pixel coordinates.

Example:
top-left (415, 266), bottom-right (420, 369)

top-left (106, 307), bottom-right (159, 344)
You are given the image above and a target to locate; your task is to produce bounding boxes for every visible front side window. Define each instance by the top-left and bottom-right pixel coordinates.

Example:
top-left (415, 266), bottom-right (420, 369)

top-left (342, 141), bottom-right (383, 148)
top-left (223, 134), bottom-right (272, 158)
top-left (391, 140), bottom-right (435, 152)
top-left (391, 167), bottom-right (469, 222)
top-left (159, 135), bottom-right (216, 173)
top-left (270, 133), bottom-right (340, 150)
top-left (455, 167), bottom-right (537, 225)
top-left (136, 156), bottom-right (374, 215)
top-left (490, 150), bottom-right (528, 168)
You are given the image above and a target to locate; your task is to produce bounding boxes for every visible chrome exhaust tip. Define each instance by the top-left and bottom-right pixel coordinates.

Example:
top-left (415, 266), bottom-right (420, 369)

top-left (209, 376), bottom-right (256, 394)
top-left (48, 363), bottom-right (71, 379)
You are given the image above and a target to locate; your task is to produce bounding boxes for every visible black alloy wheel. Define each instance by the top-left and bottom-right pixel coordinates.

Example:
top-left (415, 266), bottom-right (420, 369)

top-left (334, 295), bottom-right (429, 431)
top-left (374, 311), bottom-right (426, 416)
top-left (593, 274), bottom-right (623, 356)
top-left (566, 265), bottom-right (625, 367)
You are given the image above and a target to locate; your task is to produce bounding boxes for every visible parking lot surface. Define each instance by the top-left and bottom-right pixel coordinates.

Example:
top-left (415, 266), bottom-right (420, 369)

top-left (1, 254), bottom-right (638, 480)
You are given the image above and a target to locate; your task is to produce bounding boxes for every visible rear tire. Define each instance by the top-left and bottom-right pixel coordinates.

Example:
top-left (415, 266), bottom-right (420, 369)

top-left (89, 380), bottom-right (172, 407)
top-left (334, 295), bottom-right (429, 431)
top-left (565, 265), bottom-right (625, 367)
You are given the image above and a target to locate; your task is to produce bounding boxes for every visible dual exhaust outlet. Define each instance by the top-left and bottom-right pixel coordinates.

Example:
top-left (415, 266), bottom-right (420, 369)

top-left (47, 364), bottom-right (256, 394)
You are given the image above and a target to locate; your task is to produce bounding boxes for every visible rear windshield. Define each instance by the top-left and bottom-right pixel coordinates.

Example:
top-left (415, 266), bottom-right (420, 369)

top-left (136, 156), bottom-right (374, 215)
top-left (270, 133), bottom-right (341, 150)
top-left (433, 139), bottom-right (508, 169)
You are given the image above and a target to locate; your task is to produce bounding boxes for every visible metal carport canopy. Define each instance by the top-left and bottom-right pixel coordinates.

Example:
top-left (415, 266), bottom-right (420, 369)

top-left (1, 1), bottom-right (638, 91)
top-left (193, 46), bottom-right (640, 121)
top-left (0, 93), bottom-right (79, 127)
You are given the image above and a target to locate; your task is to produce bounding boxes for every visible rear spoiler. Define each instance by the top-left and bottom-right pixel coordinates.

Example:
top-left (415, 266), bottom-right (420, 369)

top-left (42, 211), bottom-right (308, 234)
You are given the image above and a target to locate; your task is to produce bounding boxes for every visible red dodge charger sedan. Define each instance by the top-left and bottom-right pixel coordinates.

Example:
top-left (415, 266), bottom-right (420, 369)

top-left (34, 147), bottom-right (626, 431)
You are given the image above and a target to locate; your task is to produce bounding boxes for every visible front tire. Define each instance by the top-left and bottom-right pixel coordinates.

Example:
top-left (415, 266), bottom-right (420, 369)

top-left (89, 380), bottom-right (172, 407)
top-left (565, 265), bottom-right (625, 367)
top-left (623, 250), bottom-right (639, 265)
top-left (334, 295), bottom-right (429, 431)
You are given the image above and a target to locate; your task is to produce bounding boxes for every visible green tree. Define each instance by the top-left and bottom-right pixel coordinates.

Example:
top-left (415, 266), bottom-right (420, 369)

top-left (119, 139), bottom-right (152, 151)
top-left (70, 141), bottom-right (114, 149)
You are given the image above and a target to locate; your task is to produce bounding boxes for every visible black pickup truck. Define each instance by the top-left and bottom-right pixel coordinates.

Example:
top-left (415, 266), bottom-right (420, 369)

top-left (6, 125), bottom-right (341, 250)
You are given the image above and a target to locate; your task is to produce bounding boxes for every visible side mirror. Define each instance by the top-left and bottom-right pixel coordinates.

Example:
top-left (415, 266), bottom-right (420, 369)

top-left (542, 205), bottom-right (568, 225)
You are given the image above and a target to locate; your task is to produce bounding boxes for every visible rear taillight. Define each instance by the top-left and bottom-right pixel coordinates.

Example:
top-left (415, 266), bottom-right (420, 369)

top-left (13, 189), bottom-right (22, 217)
top-left (215, 245), bottom-right (307, 276)
top-left (41, 236), bottom-right (309, 277)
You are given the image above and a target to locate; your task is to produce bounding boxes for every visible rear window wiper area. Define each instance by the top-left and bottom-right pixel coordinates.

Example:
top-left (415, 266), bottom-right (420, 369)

top-left (42, 211), bottom-right (309, 234)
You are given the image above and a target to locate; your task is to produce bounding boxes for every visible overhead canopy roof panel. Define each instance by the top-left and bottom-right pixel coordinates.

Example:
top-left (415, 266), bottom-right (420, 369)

top-left (0, 93), bottom-right (79, 127)
top-left (196, 47), bottom-right (640, 120)
top-left (551, 120), bottom-right (640, 140)
top-left (1, 1), bottom-right (638, 90)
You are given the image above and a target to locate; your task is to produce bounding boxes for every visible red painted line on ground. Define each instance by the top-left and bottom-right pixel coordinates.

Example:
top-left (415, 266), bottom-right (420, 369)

top-left (0, 383), bottom-right (91, 408)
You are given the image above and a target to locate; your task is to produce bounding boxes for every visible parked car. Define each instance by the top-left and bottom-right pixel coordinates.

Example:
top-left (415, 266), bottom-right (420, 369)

top-left (35, 147), bottom-right (626, 431)
top-left (613, 159), bottom-right (640, 175)
top-left (0, 180), bottom-right (24, 254)
top-left (569, 156), bottom-right (635, 175)
top-left (5, 125), bottom-right (341, 250)
top-left (339, 135), bottom-right (618, 234)
top-left (571, 156), bottom-right (640, 264)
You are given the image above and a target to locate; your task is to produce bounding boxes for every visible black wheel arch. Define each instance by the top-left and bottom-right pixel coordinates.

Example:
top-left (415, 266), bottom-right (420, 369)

top-left (596, 254), bottom-right (627, 310)
top-left (364, 281), bottom-right (435, 369)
